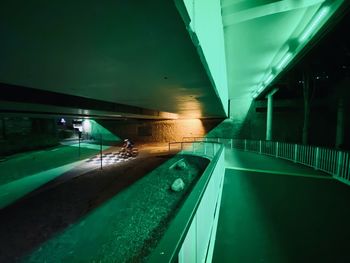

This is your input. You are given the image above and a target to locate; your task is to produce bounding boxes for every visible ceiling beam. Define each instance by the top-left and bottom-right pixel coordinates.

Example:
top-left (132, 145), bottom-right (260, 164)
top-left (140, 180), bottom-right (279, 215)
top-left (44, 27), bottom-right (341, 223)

top-left (223, 0), bottom-right (325, 27)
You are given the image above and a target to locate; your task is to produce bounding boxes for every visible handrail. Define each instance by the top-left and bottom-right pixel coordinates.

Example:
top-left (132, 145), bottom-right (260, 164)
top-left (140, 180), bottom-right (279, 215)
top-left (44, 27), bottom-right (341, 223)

top-left (183, 137), bottom-right (350, 185)
top-left (229, 139), bottom-right (350, 183)
top-left (182, 136), bottom-right (227, 142)
top-left (148, 142), bottom-right (225, 262)
top-left (151, 137), bottom-right (350, 262)
top-left (168, 141), bottom-right (222, 158)
top-left (182, 136), bottom-right (350, 153)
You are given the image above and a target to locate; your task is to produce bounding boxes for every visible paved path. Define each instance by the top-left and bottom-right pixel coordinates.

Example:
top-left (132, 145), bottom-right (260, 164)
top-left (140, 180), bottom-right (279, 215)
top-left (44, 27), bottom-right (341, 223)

top-left (0, 144), bottom-right (171, 262)
top-left (0, 143), bottom-right (110, 209)
top-left (213, 149), bottom-right (350, 262)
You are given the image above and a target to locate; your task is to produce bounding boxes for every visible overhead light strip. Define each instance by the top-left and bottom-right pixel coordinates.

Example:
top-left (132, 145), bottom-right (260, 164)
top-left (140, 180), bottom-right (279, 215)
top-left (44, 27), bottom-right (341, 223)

top-left (276, 52), bottom-right (292, 70)
top-left (257, 85), bottom-right (265, 93)
top-left (253, 5), bottom-right (331, 100)
top-left (299, 6), bottom-right (330, 42)
top-left (264, 73), bottom-right (274, 85)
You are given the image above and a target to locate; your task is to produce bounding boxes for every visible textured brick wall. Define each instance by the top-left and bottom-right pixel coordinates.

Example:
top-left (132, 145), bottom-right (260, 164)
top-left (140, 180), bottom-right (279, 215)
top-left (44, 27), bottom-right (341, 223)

top-left (97, 118), bottom-right (223, 143)
top-left (0, 117), bottom-right (59, 156)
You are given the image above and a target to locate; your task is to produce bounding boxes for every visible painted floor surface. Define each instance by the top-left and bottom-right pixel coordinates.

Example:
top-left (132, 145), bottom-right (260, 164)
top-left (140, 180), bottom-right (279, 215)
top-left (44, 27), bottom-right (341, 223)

top-left (213, 150), bottom-right (350, 263)
top-left (0, 143), bottom-right (110, 209)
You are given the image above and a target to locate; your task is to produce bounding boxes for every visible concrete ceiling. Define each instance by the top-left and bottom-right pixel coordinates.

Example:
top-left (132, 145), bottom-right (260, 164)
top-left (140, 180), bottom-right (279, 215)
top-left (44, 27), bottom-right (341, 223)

top-left (1, 0), bottom-right (347, 120)
top-left (222, 0), bottom-right (345, 100)
top-left (0, 0), bottom-right (226, 119)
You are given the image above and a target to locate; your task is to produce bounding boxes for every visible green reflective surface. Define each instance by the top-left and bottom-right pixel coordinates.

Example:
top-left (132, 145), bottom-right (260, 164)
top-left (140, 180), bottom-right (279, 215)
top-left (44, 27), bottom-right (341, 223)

top-left (184, 0), bottom-right (229, 115)
top-left (214, 167), bottom-right (350, 262)
top-left (83, 120), bottom-right (121, 143)
top-left (222, 0), bottom-right (344, 104)
top-left (211, 149), bottom-right (350, 262)
top-left (0, 144), bottom-right (108, 208)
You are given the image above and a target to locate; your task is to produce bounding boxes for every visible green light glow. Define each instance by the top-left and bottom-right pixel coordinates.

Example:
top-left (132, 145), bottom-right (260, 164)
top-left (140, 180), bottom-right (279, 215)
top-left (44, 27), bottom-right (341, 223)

top-left (276, 52), bottom-right (292, 70)
top-left (24, 155), bottom-right (205, 262)
top-left (257, 85), bottom-right (264, 93)
top-left (0, 144), bottom-right (107, 208)
top-left (252, 85), bottom-right (264, 98)
top-left (299, 6), bottom-right (330, 42)
top-left (183, 0), bottom-right (229, 116)
top-left (83, 120), bottom-right (121, 143)
top-left (224, 0), bottom-right (344, 104)
top-left (264, 74), bottom-right (274, 85)
top-left (82, 119), bottom-right (92, 132)
top-left (0, 161), bottom-right (82, 209)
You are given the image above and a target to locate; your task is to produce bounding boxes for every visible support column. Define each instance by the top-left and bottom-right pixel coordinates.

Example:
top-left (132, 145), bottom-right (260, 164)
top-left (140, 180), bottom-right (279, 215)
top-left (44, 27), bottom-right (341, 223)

top-left (265, 88), bottom-right (278, 141)
top-left (336, 97), bottom-right (344, 149)
top-left (1, 118), bottom-right (6, 140)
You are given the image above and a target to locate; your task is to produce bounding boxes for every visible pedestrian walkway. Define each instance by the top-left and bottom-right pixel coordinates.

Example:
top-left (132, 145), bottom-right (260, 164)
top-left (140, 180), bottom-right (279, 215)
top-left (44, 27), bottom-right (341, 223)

top-left (0, 143), bottom-right (110, 209)
top-left (0, 145), bottom-right (174, 262)
top-left (213, 149), bottom-right (350, 262)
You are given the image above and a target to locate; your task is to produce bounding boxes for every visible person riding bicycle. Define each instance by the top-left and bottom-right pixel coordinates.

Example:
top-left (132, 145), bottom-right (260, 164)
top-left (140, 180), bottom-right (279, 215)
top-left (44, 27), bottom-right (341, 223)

top-left (120, 139), bottom-right (138, 158)
top-left (123, 139), bottom-right (134, 150)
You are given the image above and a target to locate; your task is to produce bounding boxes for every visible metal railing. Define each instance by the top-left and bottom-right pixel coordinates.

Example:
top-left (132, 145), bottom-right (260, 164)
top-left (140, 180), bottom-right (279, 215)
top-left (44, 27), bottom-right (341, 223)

top-left (182, 137), bottom-right (350, 185)
top-left (154, 137), bottom-right (350, 263)
top-left (182, 136), bottom-right (228, 143)
top-left (149, 141), bottom-right (225, 262)
top-left (168, 141), bottom-right (221, 158)
top-left (230, 139), bottom-right (350, 183)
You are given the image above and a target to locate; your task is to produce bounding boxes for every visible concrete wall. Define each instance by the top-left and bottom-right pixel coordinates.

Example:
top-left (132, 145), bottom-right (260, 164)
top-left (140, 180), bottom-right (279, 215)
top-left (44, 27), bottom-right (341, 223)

top-left (96, 96), bottom-right (341, 149)
top-left (97, 118), bottom-right (223, 143)
top-left (0, 117), bottom-right (59, 156)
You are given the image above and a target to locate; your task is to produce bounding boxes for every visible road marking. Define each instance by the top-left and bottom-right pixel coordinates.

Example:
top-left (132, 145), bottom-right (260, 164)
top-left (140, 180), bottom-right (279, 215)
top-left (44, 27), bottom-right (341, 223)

top-left (226, 166), bottom-right (333, 179)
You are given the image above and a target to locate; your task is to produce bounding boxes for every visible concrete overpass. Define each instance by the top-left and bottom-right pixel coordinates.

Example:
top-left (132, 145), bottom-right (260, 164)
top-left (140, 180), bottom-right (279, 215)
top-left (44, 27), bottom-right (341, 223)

top-left (0, 0), bottom-right (348, 121)
top-left (0, 0), bottom-right (350, 262)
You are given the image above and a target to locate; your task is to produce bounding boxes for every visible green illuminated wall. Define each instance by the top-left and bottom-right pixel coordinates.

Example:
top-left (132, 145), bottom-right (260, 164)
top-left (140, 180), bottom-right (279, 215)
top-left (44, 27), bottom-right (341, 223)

top-left (182, 0), bottom-right (229, 116)
top-left (82, 120), bottom-right (120, 144)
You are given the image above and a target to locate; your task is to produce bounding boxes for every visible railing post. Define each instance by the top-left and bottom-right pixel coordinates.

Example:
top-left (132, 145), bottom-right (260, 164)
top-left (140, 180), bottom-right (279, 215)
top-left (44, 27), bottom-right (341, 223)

top-left (231, 139), bottom-right (233, 149)
top-left (294, 144), bottom-right (298, 163)
top-left (244, 139), bottom-right (247, 151)
top-left (168, 143), bottom-right (170, 152)
top-left (276, 142), bottom-right (279, 157)
top-left (337, 151), bottom-right (343, 177)
top-left (100, 134), bottom-right (103, 170)
top-left (259, 140), bottom-right (262, 154)
top-left (315, 147), bottom-right (319, 170)
top-left (78, 134), bottom-right (81, 157)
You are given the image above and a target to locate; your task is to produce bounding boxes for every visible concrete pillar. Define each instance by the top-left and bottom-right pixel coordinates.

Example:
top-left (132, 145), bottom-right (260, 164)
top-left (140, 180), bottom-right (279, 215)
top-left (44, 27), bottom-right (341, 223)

top-left (266, 95), bottom-right (273, 140)
top-left (265, 88), bottom-right (278, 141)
top-left (336, 97), bottom-right (344, 149)
top-left (1, 118), bottom-right (6, 139)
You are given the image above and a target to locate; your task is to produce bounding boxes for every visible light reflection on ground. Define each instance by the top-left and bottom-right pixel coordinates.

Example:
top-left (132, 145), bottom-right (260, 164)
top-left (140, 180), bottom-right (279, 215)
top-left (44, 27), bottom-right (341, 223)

top-left (86, 152), bottom-right (136, 166)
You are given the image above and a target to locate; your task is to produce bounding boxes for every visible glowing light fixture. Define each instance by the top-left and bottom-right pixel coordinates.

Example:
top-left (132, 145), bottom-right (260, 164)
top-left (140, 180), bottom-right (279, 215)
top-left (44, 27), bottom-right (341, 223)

top-left (299, 7), bottom-right (330, 42)
top-left (276, 52), bottom-right (292, 70)
top-left (257, 85), bottom-right (265, 93)
top-left (82, 119), bottom-right (92, 133)
top-left (264, 73), bottom-right (274, 85)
